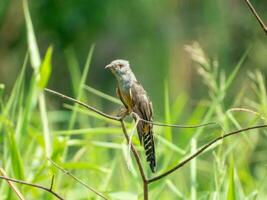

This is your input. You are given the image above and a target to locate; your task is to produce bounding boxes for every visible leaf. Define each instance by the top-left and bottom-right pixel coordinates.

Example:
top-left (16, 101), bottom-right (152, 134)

top-left (108, 191), bottom-right (137, 200)
top-left (227, 157), bottom-right (236, 200)
top-left (84, 85), bottom-right (122, 105)
top-left (68, 45), bottom-right (95, 129)
top-left (23, 0), bottom-right (41, 70)
top-left (38, 46), bottom-right (53, 89)
top-left (224, 48), bottom-right (250, 91)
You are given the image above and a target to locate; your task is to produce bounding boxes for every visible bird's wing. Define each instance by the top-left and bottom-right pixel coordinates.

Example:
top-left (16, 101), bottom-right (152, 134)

top-left (130, 82), bottom-right (153, 141)
top-left (130, 81), bottom-right (156, 172)
top-left (131, 82), bottom-right (153, 119)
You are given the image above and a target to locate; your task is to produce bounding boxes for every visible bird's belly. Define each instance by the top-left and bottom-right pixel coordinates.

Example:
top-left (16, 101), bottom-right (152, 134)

top-left (121, 91), bottom-right (133, 109)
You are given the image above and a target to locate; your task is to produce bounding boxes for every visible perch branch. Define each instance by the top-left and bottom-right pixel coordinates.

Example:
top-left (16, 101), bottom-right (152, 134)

top-left (0, 175), bottom-right (64, 200)
top-left (148, 124), bottom-right (267, 183)
top-left (120, 120), bottom-right (148, 200)
top-left (45, 88), bottom-right (120, 121)
top-left (45, 88), bottom-right (216, 129)
top-left (45, 88), bottom-right (267, 199)
top-left (245, 0), bottom-right (267, 35)
top-left (48, 158), bottom-right (108, 200)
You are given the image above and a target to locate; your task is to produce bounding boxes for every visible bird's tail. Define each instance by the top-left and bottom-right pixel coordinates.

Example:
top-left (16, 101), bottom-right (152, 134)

top-left (143, 124), bottom-right (156, 172)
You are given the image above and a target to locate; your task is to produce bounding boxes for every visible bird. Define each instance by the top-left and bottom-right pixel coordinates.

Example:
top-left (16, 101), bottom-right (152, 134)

top-left (105, 59), bottom-right (156, 172)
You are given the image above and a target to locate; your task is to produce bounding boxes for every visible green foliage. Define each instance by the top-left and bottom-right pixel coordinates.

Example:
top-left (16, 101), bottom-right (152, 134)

top-left (38, 46), bottom-right (53, 89)
top-left (226, 158), bottom-right (236, 200)
top-left (0, 1), bottom-right (267, 200)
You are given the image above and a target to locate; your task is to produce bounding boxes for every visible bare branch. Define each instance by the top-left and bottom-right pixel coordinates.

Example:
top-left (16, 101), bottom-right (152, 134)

top-left (148, 124), bottom-right (267, 183)
top-left (120, 120), bottom-right (147, 182)
top-left (245, 0), bottom-right (267, 35)
top-left (45, 88), bottom-right (120, 121)
top-left (50, 174), bottom-right (55, 191)
top-left (0, 175), bottom-right (64, 200)
top-left (45, 88), bottom-right (215, 129)
top-left (120, 120), bottom-right (148, 200)
top-left (44, 88), bottom-right (220, 200)
top-left (48, 158), bottom-right (108, 200)
top-left (45, 88), bottom-right (267, 199)
top-left (131, 112), bottom-right (217, 128)
top-left (0, 168), bottom-right (26, 200)
top-left (227, 107), bottom-right (267, 122)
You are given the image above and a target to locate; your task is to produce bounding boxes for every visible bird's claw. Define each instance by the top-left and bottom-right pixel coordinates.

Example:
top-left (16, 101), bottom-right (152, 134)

top-left (117, 108), bottom-right (130, 120)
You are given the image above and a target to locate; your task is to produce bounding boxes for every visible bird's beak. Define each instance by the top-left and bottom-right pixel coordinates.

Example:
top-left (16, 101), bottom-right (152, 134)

top-left (105, 63), bottom-right (113, 69)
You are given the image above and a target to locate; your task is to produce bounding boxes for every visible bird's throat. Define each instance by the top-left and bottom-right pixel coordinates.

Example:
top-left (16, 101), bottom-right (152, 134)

top-left (115, 73), bottom-right (136, 92)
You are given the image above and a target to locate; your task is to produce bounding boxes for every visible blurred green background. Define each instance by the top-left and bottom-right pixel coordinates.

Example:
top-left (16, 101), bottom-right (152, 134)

top-left (1, 0), bottom-right (267, 199)
top-left (1, 0), bottom-right (266, 111)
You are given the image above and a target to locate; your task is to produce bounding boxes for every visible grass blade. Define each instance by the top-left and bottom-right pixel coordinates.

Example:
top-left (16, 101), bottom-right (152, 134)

top-left (227, 158), bottom-right (236, 200)
top-left (84, 85), bottom-right (122, 105)
top-left (68, 45), bottom-right (95, 129)
top-left (164, 80), bottom-right (172, 141)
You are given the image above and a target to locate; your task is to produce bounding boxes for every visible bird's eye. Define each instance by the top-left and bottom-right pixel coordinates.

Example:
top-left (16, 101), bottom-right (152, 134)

top-left (118, 64), bottom-right (123, 68)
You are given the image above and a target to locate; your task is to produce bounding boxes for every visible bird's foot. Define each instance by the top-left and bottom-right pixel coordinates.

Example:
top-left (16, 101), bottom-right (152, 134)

top-left (117, 108), bottom-right (130, 120)
top-left (130, 112), bottom-right (140, 121)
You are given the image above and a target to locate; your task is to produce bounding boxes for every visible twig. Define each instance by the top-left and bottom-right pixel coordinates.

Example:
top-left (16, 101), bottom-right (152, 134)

top-left (0, 168), bottom-right (26, 200)
top-left (120, 120), bottom-right (148, 200)
top-left (0, 175), bottom-right (64, 200)
top-left (45, 88), bottom-right (120, 121)
top-left (131, 112), bottom-right (216, 128)
top-left (50, 174), bottom-right (55, 191)
top-left (148, 124), bottom-right (267, 183)
top-left (48, 158), bottom-right (108, 200)
top-left (227, 107), bottom-right (267, 122)
top-left (245, 0), bottom-right (267, 35)
top-left (127, 116), bottom-right (140, 171)
top-left (45, 88), bottom-right (216, 129)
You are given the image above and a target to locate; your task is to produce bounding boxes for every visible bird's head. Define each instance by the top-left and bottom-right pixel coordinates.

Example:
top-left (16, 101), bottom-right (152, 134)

top-left (105, 59), bottom-right (131, 77)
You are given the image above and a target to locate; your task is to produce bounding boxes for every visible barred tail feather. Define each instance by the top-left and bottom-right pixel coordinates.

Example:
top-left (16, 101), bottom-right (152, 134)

top-left (143, 128), bottom-right (156, 173)
top-left (136, 116), bottom-right (156, 172)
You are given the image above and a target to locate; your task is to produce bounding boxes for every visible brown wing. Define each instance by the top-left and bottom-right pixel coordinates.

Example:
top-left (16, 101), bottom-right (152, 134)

top-left (130, 81), bottom-right (156, 172)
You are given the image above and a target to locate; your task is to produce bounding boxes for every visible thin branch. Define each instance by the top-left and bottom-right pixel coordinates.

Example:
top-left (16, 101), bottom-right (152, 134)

top-left (227, 107), bottom-right (267, 122)
top-left (48, 158), bottom-right (108, 200)
top-left (50, 174), bottom-right (55, 191)
top-left (0, 168), bottom-right (26, 200)
top-left (120, 120), bottom-right (148, 200)
top-left (141, 119), bottom-right (216, 128)
top-left (131, 112), bottom-right (217, 128)
top-left (148, 124), bottom-right (267, 183)
top-left (120, 120), bottom-right (147, 182)
top-left (245, 0), bottom-right (267, 35)
top-left (127, 116), bottom-right (140, 170)
top-left (45, 88), bottom-right (215, 129)
top-left (45, 88), bottom-right (120, 121)
top-left (143, 181), bottom-right (148, 200)
top-left (0, 175), bottom-right (64, 200)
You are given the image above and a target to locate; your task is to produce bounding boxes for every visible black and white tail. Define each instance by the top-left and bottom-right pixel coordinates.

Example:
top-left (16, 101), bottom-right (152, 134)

top-left (137, 121), bottom-right (156, 173)
top-left (143, 126), bottom-right (156, 172)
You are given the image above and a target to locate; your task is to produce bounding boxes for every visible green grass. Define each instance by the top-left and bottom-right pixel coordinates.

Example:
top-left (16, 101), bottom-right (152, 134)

top-left (0, 1), bottom-right (267, 200)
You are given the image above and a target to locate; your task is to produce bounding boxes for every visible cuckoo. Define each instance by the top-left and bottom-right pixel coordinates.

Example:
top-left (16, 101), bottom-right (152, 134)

top-left (105, 59), bottom-right (156, 172)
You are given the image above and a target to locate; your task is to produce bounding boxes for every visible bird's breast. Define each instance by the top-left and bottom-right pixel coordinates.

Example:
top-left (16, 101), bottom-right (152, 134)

top-left (118, 85), bottom-right (133, 109)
